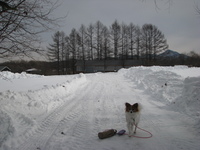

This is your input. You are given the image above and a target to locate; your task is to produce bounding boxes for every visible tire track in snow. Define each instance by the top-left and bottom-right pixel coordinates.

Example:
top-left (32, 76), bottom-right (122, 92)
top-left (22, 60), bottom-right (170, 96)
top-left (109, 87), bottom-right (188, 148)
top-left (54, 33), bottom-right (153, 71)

top-left (40, 77), bottom-right (103, 150)
top-left (89, 74), bottom-right (119, 131)
top-left (16, 99), bottom-right (80, 150)
top-left (83, 74), bottom-right (128, 150)
top-left (45, 73), bottom-right (124, 150)
top-left (13, 81), bottom-right (89, 150)
top-left (100, 75), bottom-right (124, 129)
top-left (53, 77), bottom-right (102, 150)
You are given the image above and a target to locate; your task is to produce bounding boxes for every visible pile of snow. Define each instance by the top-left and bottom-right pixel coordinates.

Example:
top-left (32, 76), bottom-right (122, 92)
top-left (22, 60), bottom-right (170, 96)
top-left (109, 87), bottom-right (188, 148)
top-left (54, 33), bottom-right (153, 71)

top-left (172, 77), bottom-right (200, 119)
top-left (0, 71), bottom-right (42, 80)
top-left (119, 66), bottom-right (200, 125)
top-left (0, 72), bottom-right (87, 148)
top-left (120, 66), bottom-right (184, 103)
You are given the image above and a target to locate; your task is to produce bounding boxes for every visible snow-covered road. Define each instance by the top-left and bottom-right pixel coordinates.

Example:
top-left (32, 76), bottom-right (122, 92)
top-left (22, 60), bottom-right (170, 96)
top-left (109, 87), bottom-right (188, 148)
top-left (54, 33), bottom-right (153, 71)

top-left (0, 66), bottom-right (200, 150)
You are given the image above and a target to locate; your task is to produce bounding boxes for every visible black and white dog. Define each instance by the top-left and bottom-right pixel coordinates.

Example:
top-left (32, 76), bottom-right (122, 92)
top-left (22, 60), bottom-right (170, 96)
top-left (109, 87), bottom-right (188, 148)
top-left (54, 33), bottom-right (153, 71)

top-left (125, 102), bottom-right (142, 136)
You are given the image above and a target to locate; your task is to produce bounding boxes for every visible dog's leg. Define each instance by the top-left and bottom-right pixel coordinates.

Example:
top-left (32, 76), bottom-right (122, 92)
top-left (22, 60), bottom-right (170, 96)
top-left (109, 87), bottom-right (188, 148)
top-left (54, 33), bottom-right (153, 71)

top-left (130, 124), bottom-right (133, 135)
top-left (127, 123), bottom-right (130, 136)
top-left (134, 123), bottom-right (137, 134)
top-left (127, 123), bottom-right (133, 137)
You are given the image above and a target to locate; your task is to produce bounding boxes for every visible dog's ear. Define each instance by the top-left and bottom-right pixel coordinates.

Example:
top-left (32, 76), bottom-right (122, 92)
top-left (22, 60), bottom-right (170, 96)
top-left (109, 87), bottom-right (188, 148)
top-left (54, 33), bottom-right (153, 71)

top-left (125, 103), bottom-right (131, 112)
top-left (133, 103), bottom-right (138, 108)
top-left (125, 102), bottom-right (131, 107)
top-left (133, 103), bottom-right (139, 112)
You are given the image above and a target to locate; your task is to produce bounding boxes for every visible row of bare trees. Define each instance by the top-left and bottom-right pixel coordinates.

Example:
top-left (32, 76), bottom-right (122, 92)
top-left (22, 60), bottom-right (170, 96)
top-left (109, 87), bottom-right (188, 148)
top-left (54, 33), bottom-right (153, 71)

top-left (47, 20), bottom-right (168, 73)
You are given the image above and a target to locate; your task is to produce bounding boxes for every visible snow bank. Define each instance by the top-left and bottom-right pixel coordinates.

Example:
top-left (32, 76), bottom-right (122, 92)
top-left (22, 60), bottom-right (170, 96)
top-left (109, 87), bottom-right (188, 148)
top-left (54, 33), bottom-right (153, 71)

top-left (119, 66), bottom-right (200, 124)
top-left (0, 73), bottom-right (87, 147)
top-left (0, 71), bottom-right (42, 80)
top-left (119, 66), bottom-right (184, 103)
top-left (170, 77), bottom-right (200, 124)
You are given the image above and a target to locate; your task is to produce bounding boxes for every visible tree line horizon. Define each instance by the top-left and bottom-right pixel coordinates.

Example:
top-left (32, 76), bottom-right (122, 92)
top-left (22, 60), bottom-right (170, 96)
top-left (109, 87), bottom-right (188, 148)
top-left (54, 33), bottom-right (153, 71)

top-left (47, 20), bottom-right (168, 65)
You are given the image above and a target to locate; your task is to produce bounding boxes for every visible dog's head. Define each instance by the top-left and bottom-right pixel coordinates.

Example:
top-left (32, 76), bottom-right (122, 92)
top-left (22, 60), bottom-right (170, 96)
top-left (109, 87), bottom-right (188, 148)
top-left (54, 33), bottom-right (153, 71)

top-left (125, 102), bottom-right (140, 113)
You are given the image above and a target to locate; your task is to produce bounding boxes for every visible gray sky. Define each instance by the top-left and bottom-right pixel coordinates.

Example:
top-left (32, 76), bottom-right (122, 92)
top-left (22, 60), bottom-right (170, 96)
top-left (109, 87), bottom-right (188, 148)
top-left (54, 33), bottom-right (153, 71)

top-left (42, 0), bottom-right (200, 54)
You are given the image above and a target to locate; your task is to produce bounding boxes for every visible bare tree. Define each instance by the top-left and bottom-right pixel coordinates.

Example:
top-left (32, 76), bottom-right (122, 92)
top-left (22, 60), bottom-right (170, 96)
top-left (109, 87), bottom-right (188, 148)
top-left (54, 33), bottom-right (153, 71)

top-left (195, 2), bottom-right (200, 15)
top-left (94, 21), bottom-right (104, 60)
top-left (141, 24), bottom-right (168, 61)
top-left (110, 20), bottom-right (121, 59)
top-left (78, 24), bottom-right (87, 61)
top-left (121, 23), bottom-right (129, 59)
top-left (60, 32), bottom-right (66, 74)
top-left (144, 0), bottom-right (200, 16)
top-left (67, 28), bottom-right (79, 74)
top-left (77, 24), bottom-right (87, 71)
top-left (187, 51), bottom-right (200, 66)
top-left (47, 31), bottom-right (65, 74)
top-left (102, 26), bottom-right (111, 59)
top-left (128, 23), bottom-right (136, 59)
top-left (0, 0), bottom-right (63, 58)
top-left (140, 0), bottom-right (173, 11)
top-left (135, 25), bottom-right (141, 60)
top-left (86, 24), bottom-right (95, 60)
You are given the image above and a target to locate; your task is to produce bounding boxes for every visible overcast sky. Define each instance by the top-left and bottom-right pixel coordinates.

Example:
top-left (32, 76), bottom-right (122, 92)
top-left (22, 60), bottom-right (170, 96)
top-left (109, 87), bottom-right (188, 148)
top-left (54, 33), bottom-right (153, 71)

top-left (42, 0), bottom-right (200, 54)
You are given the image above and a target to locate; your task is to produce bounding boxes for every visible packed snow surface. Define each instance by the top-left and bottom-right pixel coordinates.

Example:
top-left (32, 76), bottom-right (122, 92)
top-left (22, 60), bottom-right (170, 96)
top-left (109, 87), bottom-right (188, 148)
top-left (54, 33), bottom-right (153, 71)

top-left (0, 66), bottom-right (200, 150)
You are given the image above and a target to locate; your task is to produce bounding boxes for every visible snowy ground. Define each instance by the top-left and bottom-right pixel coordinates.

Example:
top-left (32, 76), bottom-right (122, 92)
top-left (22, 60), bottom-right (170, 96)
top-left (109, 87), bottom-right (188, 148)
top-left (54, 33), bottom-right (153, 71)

top-left (0, 66), bottom-right (200, 150)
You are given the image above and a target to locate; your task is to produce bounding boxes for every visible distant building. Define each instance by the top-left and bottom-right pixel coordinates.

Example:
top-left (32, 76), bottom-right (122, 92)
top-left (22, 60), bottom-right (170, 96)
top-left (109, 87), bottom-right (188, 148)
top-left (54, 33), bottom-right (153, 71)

top-left (25, 68), bottom-right (41, 74)
top-left (76, 60), bottom-right (142, 73)
top-left (0, 66), bottom-right (11, 72)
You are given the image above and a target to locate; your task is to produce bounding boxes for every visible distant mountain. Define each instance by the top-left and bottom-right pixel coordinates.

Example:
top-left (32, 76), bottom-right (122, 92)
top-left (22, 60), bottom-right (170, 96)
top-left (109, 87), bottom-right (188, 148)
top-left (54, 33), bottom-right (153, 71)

top-left (158, 49), bottom-right (187, 59)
